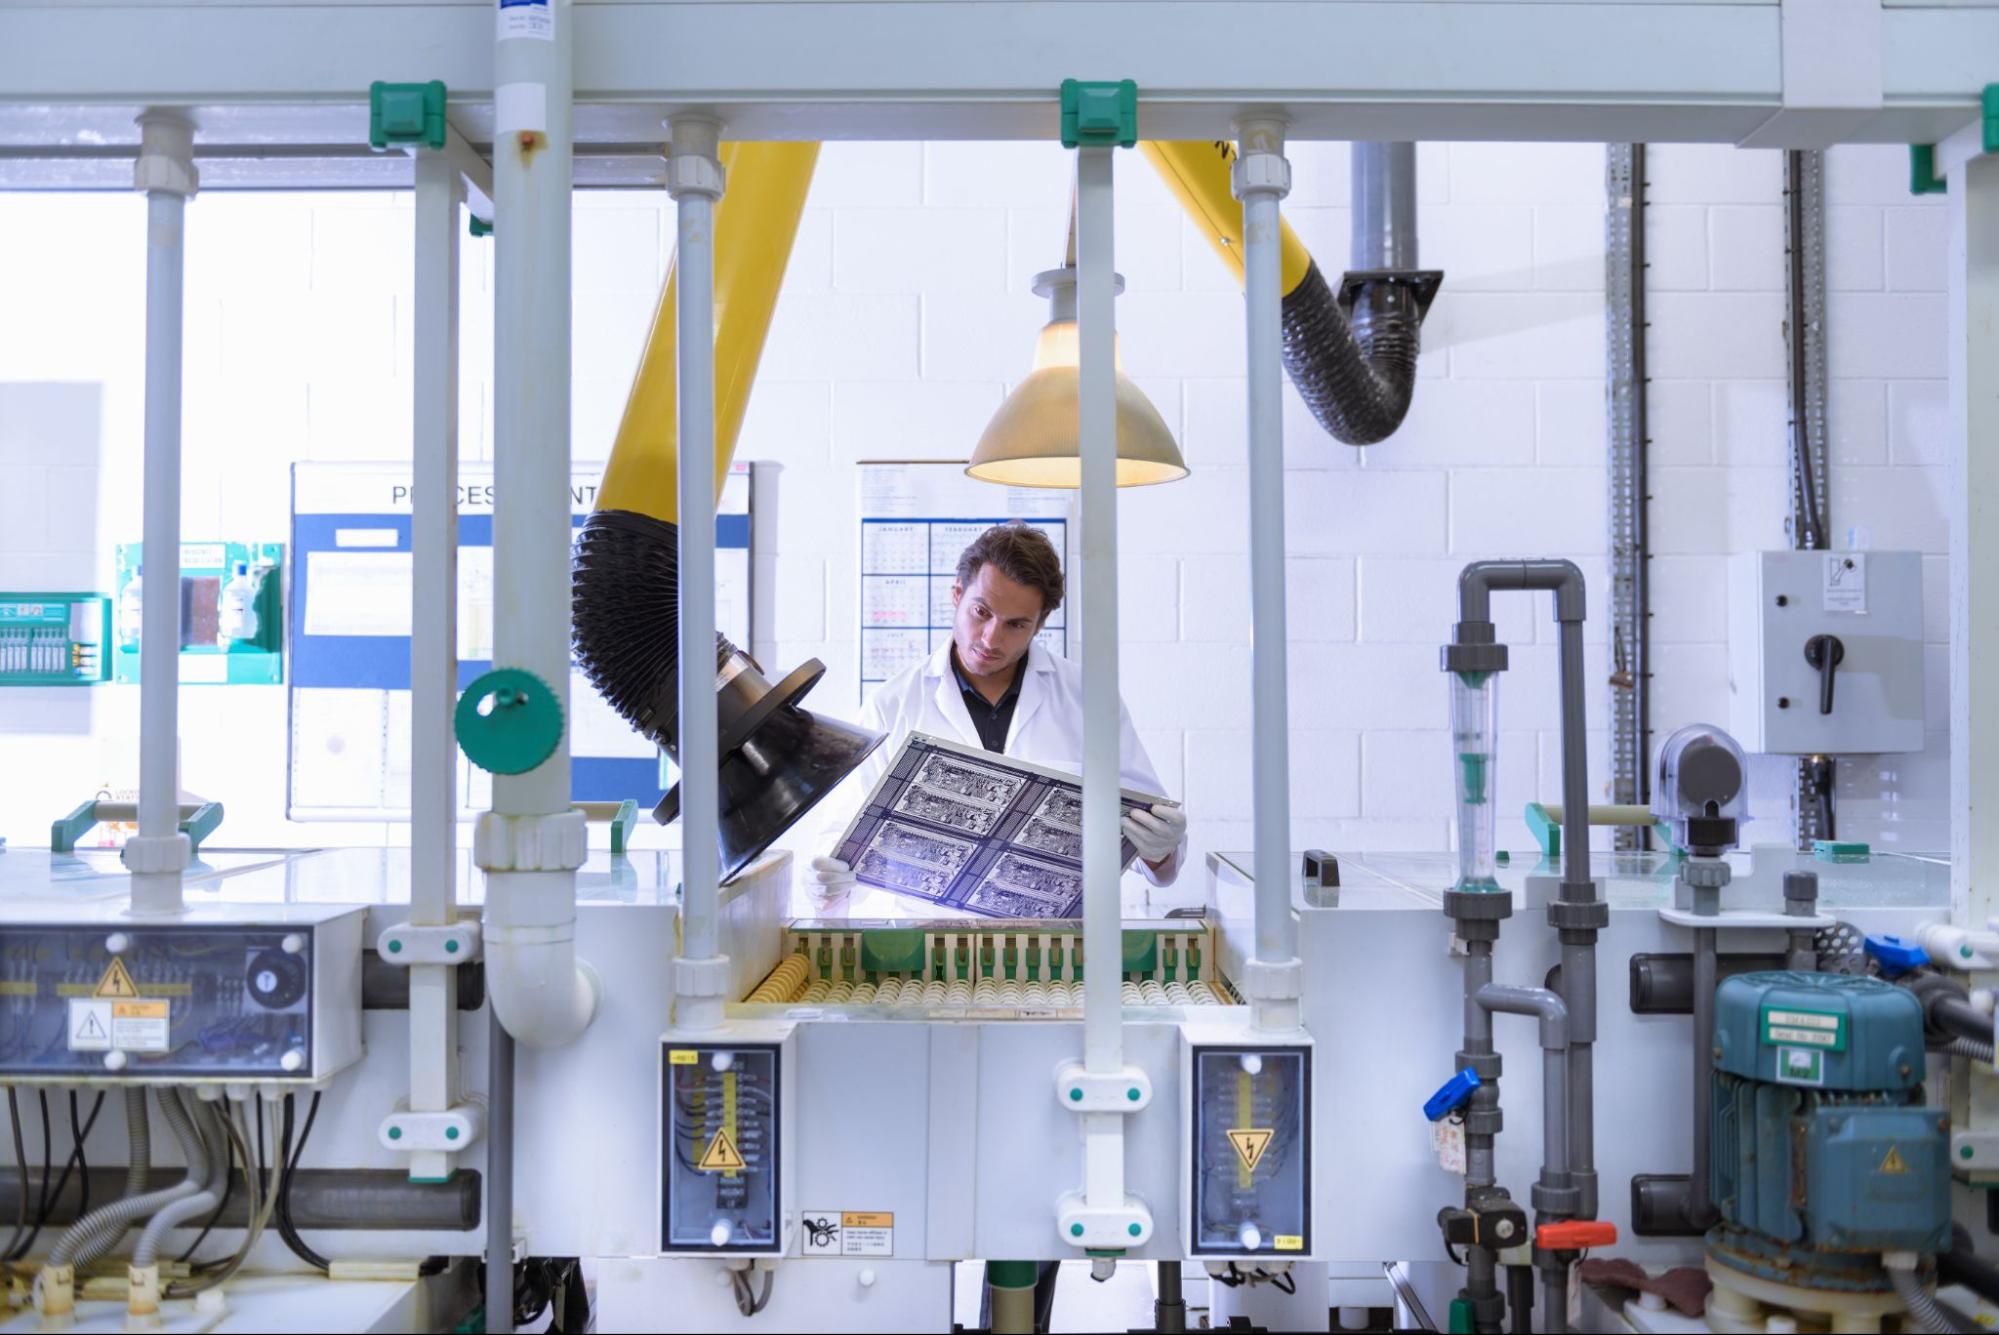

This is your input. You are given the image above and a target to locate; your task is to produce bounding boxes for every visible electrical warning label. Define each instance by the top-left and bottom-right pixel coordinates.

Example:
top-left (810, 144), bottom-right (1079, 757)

top-left (94, 957), bottom-right (140, 999)
top-left (66, 998), bottom-right (170, 1053)
top-left (697, 1129), bottom-right (745, 1172)
top-left (1227, 1128), bottom-right (1273, 1174)
top-left (67, 999), bottom-right (111, 1051)
top-left (799, 1211), bottom-right (894, 1257)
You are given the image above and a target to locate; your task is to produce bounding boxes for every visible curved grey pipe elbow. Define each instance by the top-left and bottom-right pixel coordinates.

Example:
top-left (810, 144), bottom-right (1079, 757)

top-left (1890, 1263), bottom-right (1981, 1334)
top-left (1456, 560), bottom-right (1588, 629)
top-left (1281, 143), bottom-right (1427, 446)
top-left (1476, 983), bottom-right (1569, 1051)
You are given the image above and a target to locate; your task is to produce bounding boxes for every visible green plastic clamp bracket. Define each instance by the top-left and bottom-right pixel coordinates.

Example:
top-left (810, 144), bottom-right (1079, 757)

top-left (1060, 79), bottom-right (1138, 149)
top-left (50, 799), bottom-right (224, 855)
top-left (1986, 82), bottom-right (1999, 155)
top-left (369, 80), bottom-right (448, 153)
top-left (1911, 144), bottom-right (1948, 196)
top-left (468, 214), bottom-right (494, 238)
top-left (454, 668), bottom-right (564, 775)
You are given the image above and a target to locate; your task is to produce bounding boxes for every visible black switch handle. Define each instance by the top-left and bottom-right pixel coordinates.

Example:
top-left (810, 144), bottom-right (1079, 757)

top-left (1803, 634), bottom-right (1845, 715)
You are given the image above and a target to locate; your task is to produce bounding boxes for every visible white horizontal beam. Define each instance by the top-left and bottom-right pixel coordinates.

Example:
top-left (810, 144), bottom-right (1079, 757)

top-left (2, 2), bottom-right (1993, 148)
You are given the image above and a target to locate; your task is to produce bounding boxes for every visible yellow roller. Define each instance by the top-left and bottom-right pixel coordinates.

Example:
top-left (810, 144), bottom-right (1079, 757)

top-left (1140, 141), bottom-right (1313, 295)
top-left (595, 141), bottom-right (821, 517)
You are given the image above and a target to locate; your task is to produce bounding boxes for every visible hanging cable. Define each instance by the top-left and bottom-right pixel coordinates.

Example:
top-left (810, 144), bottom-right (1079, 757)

top-left (4, 1089), bottom-right (28, 1261)
top-left (12, 1091), bottom-right (105, 1264)
top-left (69, 1094), bottom-right (90, 1224)
top-left (175, 1104), bottom-right (240, 1266)
top-left (275, 1093), bottom-right (330, 1271)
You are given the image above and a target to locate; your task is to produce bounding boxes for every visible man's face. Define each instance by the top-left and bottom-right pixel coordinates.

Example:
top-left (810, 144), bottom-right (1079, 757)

top-left (951, 563), bottom-right (1046, 678)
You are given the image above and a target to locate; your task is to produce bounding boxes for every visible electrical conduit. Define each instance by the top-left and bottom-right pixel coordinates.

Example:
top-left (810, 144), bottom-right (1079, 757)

top-left (129, 1099), bottom-right (228, 1323)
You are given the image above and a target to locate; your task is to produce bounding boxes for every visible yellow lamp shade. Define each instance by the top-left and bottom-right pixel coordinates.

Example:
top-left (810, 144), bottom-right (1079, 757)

top-left (967, 319), bottom-right (1189, 489)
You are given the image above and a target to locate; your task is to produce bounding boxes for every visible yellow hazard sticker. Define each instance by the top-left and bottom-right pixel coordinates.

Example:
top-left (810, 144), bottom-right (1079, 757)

top-left (1274, 1235), bottom-right (1304, 1252)
top-left (842, 1212), bottom-right (893, 1229)
top-left (94, 957), bottom-right (140, 999)
top-left (1227, 1128), bottom-right (1274, 1174)
top-left (1880, 1145), bottom-right (1909, 1175)
top-left (668, 1049), bottom-right (698, 1066)
top-left (698, 1128), bottom-right (746, 1172)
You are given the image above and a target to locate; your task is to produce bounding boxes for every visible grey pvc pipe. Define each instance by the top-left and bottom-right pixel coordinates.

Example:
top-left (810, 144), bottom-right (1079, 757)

top-left (1562, 941), bottom-right (1598, 1218)
top-left (1463, 941), bottom-right (1496, 1191)
top-left (1553, 622), bottom-right (1590, 890)
top-left (1352, 142), bottom-right (1417, 271)
top-left (487, 1009), bottom-right (516, 1334)
top-left (1690, 926), bottom-right (1718, 1228)
top-left (1475, 984), bottom-right (1570, 1189)
top-left (1541, 1267), bottom-right (1569, 1334)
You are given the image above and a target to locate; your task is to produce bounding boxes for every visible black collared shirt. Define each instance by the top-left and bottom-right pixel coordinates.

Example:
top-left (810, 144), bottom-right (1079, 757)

top-left (951, 647), bottom-right (1028, 754)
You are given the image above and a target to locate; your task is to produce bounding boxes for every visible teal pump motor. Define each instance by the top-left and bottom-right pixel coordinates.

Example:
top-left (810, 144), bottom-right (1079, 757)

top-left (1708, 972), bottom-right (1950, 1291)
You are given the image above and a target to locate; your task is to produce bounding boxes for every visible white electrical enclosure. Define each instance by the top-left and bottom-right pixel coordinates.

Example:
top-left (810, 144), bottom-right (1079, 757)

top-left (1726, 550), bottom-right (1925, 755)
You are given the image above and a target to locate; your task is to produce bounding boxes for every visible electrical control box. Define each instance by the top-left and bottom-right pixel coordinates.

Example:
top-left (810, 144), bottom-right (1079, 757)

top-left (1727, 550), bottom-right (1924, 755)
top-left (660, 1026), bottom-right (794, 1256)
top-left (0, 903), bottom-right (364, 1082)
top-left (1182, 1028), bottom-right (1313, 1260)
top-left (0, 593), bottom-right (109, 686)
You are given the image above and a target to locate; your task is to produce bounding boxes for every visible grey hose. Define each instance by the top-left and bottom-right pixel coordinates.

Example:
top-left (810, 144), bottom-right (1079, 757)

top-left (48, 1089), bottom-right (202, 1270)
top-left (122, 1088), bottom-right (151, 1202)
top-left (1891, 1263), bottom-right (1981, 1333)
top-left (1948, 1036), bottom-right (1996, 1063)
top-left (133, 1100), bottom-right (227, 1267)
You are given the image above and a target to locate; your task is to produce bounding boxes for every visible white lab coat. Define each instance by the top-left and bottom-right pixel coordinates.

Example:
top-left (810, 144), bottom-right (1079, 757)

top-left (809, 642), bottom-right (1184, 916)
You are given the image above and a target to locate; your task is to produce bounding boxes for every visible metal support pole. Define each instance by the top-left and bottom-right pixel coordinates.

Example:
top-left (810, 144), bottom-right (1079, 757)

top-left (666, 115), bottom-right (728, 1031)
top-left (1605, 144), bottom-right (1651, 849)
top-left (128, 110), bottom-right (196, 917)
top-left (1785, 149), bottom-right (1834, 849)
top-left (406, 142), bottom-right (463, 1184)
top-left (1234, 116), bottom-right (1303, 1032)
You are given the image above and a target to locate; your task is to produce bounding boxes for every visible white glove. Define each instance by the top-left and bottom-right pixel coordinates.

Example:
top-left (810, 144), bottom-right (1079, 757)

top-left (1121, 804), bottom-right (1187, 864)
top-left (809, 854), bottom-right (857, 907)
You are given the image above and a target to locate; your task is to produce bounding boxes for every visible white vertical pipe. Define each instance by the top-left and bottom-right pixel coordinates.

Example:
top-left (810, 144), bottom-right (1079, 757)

top-left (1950, 153), bottom-right (1999, 931)
top-left (408, 144), bottom-right (462, 1181)
top-left (491, 0), bottom-right (572, 818)
top-left (1235, 119), bottom-right (1302, 1032)
top-left (1075, 144), bottom-right (1121, 1079)
top-left (482, 0), bottom-right (597, 1050)
top-left (668, 117), bottom-right (725, 1025)
top-left (130, 111), bottom-right (196, 918)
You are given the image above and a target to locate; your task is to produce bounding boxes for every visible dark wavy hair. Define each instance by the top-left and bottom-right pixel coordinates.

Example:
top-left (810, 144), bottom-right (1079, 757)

top-left (955, 521), bottom-right (1064, 624)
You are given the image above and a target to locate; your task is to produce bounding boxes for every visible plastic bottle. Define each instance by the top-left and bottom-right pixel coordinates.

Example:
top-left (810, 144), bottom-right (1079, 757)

top-left (118, 569), bottom-right (144, 646)
top-left (217, 561), bottom-right (260, 645)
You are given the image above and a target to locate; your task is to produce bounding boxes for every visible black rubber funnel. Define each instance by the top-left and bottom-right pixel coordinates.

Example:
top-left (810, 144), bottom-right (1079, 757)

top-left (573, 509), bottom-right (884, 880)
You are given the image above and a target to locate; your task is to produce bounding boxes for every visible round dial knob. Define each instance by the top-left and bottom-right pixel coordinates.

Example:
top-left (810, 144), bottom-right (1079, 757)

top-left (246, 948), bottom-right (307, 1009)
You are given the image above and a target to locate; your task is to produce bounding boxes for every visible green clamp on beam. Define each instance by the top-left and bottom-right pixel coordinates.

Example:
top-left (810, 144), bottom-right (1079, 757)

top-left (1813, 839), bottom-right (1872, 864)
top-left (51, 799), bottom-right (225, 855)
top-left (610, 798), bottom-right (637, 855)
top-left (1911, 143), bottom-right (1948, 196)
top-left (1986, 82), bottom-right (1999, 156)
top-left (369, 80), bottom-right (448, 153)
top-left (1060, 79), bottom-right (1138, 149)
top-left (468, 214), bottom-right (493, 238)
top-left (455, 668), bottom-right (564, 775)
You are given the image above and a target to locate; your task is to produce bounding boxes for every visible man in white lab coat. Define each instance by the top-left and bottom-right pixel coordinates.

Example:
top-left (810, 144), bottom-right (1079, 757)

top-left (810, 521), bottom-right (1187, 911)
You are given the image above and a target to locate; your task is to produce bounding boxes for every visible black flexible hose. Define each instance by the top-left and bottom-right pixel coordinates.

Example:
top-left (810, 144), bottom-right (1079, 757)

top-left (1280, 261), bottom-right (1423, 446)
top-left (1943, 1224), bottom-right (1999, 1306)
top-left (4, 1089), bottom-right (27, 1261)
top-left (277, 1093), bottom-right (331, 1271)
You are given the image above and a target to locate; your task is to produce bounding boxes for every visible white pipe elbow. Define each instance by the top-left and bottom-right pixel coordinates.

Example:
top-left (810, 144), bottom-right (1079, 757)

top-left (483, 870), bottom-right (601, 1048)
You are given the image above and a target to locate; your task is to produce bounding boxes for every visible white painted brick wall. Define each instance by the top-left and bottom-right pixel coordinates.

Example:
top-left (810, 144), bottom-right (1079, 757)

top-left (0, 140), bottom-right (1957, 872)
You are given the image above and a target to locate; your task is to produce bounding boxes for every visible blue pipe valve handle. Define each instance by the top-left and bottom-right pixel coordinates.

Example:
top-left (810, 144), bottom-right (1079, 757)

top-left (1863, 933), bottom-right (1929, 978)
top-left (454, 668), bottom-right (565, 775)
top-left (1424, 1068), bottom-right (1481, 1123)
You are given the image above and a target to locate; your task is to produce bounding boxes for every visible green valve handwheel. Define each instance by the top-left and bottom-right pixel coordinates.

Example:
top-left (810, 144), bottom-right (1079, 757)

top-left (455, 668), bottom-right (563, 775)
